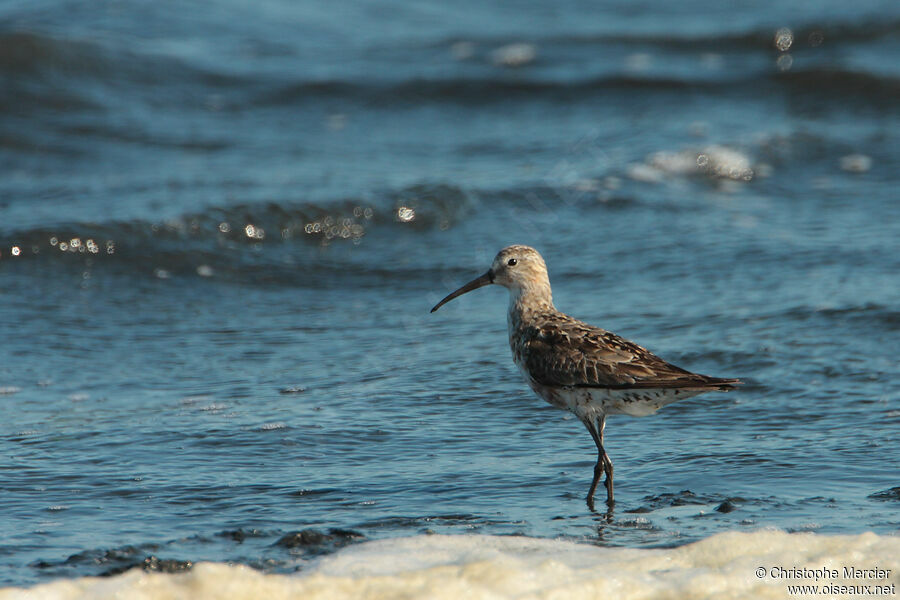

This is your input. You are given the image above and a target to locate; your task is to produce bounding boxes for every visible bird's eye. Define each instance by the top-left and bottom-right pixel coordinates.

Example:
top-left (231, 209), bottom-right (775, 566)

top-left (507, 258), bottom-right (517, 266)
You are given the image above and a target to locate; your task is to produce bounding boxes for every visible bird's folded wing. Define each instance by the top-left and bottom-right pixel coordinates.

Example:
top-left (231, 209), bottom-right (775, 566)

top-left (520, 319), bottom-right (738, 390)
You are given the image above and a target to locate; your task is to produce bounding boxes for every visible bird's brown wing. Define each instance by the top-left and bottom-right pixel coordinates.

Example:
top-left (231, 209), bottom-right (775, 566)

top-left (518, 313), bottom-right (739, 390)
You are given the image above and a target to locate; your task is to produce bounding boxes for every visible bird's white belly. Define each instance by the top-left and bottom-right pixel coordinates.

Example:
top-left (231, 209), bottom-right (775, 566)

top-left (515, 364), bottom-right (698, 420)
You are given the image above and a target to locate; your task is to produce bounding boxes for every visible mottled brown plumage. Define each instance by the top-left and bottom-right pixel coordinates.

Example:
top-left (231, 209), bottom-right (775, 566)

top-left (514, 314), bottom-right (738, 391)
top-left (431, 245), bottom-right (740, 508)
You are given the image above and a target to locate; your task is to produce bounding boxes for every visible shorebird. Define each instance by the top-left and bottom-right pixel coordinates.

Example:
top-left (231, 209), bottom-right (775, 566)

top-left (431, 245), bottom-right (739, 508)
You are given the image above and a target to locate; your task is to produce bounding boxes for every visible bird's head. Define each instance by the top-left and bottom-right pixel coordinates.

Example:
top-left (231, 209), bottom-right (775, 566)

top-left (431, 245), bottom-right (551, 312)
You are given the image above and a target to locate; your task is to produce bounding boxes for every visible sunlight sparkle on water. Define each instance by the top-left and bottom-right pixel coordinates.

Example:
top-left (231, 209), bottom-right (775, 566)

top-left (244, 224), bottom-right (265, 240)
top-left (774, 27), bottom-right (793, 51)
top-left (397, 206), bottom-right (415, 222)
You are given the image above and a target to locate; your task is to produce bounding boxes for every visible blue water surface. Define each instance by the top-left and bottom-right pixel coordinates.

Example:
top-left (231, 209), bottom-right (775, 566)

top-left (1, 0), bottom-right (899, 586)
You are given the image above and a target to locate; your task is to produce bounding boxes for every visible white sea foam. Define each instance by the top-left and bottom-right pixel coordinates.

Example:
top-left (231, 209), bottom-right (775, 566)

top-left (491, 43), bottom-right (537, 67)
top-left (628, 145), bottom-right (756, 183)
top-left (3, 530), bottom-right (897, 600)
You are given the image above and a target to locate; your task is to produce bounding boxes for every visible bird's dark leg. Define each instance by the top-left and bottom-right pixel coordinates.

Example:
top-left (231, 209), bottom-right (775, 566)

top-left (584, 415), bottom-right (613, 509)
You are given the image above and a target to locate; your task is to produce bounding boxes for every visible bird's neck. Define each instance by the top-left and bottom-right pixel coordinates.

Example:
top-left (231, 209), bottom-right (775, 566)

top-left (507, 282), bottom-right (554, 331)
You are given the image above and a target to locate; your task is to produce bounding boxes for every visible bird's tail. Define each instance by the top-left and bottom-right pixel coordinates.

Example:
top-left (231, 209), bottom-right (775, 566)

top-left (700, 376), bottom-right (742, 391)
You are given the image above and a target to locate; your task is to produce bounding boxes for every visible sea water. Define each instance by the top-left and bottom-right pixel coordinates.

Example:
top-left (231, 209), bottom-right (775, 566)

top-left (1, 0), bottom-right (898, 594)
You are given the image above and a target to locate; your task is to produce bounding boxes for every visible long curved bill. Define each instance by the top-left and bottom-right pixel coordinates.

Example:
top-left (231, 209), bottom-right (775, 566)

top-left (430, 271), bottom-right (493, 313)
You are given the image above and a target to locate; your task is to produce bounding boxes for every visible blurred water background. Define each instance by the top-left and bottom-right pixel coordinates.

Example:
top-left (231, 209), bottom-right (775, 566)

top-left (1, 0), bottom-right (898, 587)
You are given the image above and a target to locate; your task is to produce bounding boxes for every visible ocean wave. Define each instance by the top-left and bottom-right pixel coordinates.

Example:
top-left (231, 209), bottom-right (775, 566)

top-left (0, 29), bottom-right (239, 85)
top-left (3, 530), bottom-right (898, 599)
top-left (4, 21), bottom-right (899, 115)
top-left (249, 75), bottom-right (727, 107)
top-left (775, 68), bottom-right (900, 100)
top-left (249, 66), bottom-right (900, 108)
top-left (0, 29), bottom-right (244, 114)
top-left (5, 15), bottom-right (898, 84)
top-left (429, 18), bottom-right (900, 50)
top-left (0, 31), bottom-right (108, 76)
top-left (754, 303), bottom-right (900, 330)
top-left (0, 184), bottom-right (476, 282)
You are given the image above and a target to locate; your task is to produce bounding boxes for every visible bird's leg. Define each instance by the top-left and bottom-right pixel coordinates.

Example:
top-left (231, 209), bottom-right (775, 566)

top-left (587, 460), bottom-right (603, 508)
top-left (584, 415), bottom-right (614, 508)
top-left (602, 446), bottom-right (614, 503)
